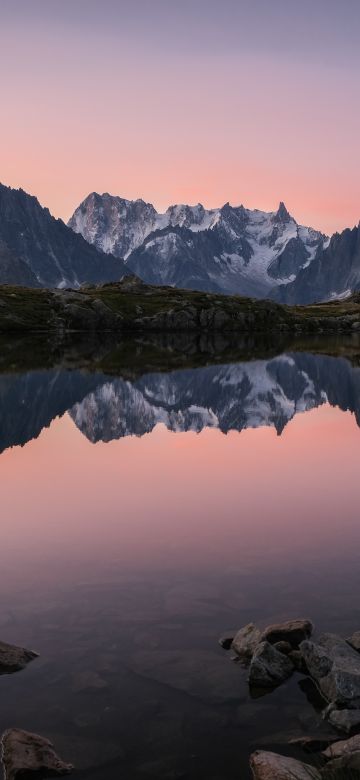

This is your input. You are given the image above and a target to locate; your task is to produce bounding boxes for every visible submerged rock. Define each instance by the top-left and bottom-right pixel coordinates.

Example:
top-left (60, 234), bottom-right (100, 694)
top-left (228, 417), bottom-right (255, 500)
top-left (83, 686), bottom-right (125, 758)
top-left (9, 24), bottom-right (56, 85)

top-left (249, 750), bottom-right (321, 779)
top-left (231, 623), bottom-right (261, 662)
top-left (300, 633), bottom-right (360, 708)
top-left (0, 640), bottom-right (38, 675)
top-left (328, 708), bottom-right (360, 733)
top-left (248, 641), bottom-right (294, 688)
top-left (1, 729), bottom-right (73, 780)
top-left (261, 619), bottom-right (313, 648)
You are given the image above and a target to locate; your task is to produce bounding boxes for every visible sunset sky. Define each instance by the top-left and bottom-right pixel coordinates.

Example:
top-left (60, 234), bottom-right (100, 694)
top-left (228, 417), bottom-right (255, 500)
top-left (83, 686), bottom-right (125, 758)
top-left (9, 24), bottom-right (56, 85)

top-left (1, 0), bottom-right (359, 235)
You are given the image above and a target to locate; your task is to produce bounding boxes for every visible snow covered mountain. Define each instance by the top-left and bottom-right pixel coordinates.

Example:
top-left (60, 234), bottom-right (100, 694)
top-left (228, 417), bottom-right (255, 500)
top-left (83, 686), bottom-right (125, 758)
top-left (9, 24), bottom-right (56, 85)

top-left (68, 193), bottom-right (327, 297)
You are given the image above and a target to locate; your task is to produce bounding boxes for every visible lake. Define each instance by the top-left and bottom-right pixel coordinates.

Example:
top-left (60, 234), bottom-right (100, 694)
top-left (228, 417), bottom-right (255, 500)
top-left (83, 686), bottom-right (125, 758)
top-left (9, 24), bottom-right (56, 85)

top-left (1, 337), bottom-right (360, 779)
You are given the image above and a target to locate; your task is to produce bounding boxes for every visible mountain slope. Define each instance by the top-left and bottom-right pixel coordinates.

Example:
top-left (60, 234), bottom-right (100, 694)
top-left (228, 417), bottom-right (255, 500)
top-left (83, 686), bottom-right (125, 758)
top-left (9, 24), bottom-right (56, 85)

top-left (0, 240), bottom-right (39, 287)
top-left (69, 194), bottom-right (327, 297)
top-left (0, 183), bottom-right (127, 288)
top-left (275, 224), bottom-right (360, 304)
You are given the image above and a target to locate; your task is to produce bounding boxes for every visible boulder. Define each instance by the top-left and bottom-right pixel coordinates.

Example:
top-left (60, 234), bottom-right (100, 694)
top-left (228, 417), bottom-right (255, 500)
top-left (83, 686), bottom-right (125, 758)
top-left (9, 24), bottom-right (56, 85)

top-left (328, 708), bottom-right (360, 733)
top-left (260, 619), bottom-right (313, 648)
top-left (347, 631), bottom-right (360, 652)
top-left (0, 640), bottom-right (38, 675)
top-left (231, 623), bottom-right (261, 662)
top-left (323, 732), bottom-right (360, 759)
top-left (249, 750), bottom-right (321, 779)
top-left (248, 641), bottom-right (294, 688)
top-left (1, 729), bottom-right (73, 780)
top-left (300, 633), bottom-right (360, 708)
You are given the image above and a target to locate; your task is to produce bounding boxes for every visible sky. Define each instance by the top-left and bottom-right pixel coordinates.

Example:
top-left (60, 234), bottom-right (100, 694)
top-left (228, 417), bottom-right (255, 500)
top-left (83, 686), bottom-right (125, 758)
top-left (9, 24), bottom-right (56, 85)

top-left (1, 0), bottom-right (359, 235)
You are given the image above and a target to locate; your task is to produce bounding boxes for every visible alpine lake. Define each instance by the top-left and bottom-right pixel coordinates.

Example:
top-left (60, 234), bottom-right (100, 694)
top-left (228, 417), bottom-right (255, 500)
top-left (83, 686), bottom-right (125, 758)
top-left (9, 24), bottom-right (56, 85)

top-left (1, 332), bottom-right (360, 780)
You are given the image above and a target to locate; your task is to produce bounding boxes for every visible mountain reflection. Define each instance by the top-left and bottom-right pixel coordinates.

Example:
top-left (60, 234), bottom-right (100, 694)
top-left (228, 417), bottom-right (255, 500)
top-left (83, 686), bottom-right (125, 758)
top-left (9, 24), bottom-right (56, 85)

top-left (1, 352), bottom-right (360, 452)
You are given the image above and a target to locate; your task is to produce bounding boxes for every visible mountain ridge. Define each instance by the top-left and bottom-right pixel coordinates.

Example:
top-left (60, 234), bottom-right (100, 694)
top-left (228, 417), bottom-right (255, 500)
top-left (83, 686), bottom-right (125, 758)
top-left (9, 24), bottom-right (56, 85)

top-left (68, 192), bottom-right (327, 298)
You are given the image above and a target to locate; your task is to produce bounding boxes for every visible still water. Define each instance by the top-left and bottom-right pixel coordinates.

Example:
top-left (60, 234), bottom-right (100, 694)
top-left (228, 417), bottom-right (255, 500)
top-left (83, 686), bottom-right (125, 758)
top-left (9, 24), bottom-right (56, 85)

top-left (1, 342), bottom-right (360, 778)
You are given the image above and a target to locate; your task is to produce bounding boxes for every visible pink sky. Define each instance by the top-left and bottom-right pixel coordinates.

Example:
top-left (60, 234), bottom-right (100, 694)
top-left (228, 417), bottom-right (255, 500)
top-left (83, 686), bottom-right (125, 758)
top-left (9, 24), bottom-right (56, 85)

top-left (1, 1), bottom-right (359, 235)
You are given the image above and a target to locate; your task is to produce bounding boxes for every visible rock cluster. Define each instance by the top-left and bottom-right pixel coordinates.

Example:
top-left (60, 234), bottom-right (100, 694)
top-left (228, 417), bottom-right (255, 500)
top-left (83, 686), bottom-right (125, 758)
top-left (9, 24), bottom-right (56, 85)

top-left (221, 618), bottom-right (360, 777)
top-left (228, 618), bottom-right (313, 690)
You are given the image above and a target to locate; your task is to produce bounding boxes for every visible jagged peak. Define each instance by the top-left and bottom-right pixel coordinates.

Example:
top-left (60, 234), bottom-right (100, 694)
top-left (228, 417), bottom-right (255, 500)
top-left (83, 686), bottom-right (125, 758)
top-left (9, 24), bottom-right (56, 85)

top-left (273, 201), bottom-right (292, 223)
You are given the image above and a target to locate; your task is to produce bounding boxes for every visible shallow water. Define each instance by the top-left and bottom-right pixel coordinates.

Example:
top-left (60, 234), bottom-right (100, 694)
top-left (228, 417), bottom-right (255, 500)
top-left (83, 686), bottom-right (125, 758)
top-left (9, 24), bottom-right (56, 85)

top-left (1, 342), bottom-right (360, 778)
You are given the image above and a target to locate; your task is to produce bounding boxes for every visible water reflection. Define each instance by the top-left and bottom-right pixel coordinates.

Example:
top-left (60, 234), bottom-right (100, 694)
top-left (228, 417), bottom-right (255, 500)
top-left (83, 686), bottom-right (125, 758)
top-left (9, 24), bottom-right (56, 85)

top-left (2, 350), bottom-right (360, 452)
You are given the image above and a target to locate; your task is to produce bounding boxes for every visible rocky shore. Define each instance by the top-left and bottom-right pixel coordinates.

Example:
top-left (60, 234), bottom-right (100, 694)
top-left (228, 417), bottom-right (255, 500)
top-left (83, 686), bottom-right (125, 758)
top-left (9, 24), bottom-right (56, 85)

top-left (221, 617), bottom-right (360, 778)
top-left (3, 616), bottom-right (360, 778)
top-left (1, 276), bottom-right (360, 334)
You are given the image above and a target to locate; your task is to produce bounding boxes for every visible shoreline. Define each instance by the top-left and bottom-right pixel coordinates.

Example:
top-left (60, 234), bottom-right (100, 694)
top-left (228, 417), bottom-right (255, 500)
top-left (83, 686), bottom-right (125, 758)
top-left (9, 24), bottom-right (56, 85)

top-left (1, 277), bottom-right (360, 335)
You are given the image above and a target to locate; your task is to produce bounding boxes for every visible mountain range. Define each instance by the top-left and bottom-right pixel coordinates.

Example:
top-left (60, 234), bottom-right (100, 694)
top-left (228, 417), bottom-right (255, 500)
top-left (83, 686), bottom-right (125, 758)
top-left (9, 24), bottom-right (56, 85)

top-left (0, 181), bottom-right (359, 304)
top-left (2, 352), bottom-right (360, 452)
top-left (69, 193), bottom-right (329, 299)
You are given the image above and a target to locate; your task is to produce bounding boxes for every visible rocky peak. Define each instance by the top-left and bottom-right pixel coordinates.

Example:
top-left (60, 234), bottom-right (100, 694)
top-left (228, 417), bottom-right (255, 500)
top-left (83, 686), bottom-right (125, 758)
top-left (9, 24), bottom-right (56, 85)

top-left (273, 201), bottom-right (292, 223)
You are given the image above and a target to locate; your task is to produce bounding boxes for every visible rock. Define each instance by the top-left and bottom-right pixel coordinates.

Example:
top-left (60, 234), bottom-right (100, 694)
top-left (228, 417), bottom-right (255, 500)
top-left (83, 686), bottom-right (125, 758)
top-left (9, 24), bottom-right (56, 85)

top-left (0, 640), bottom-right (38, 674)
top-left (347, 631), bottom-right (360, 652)
top-left (274, 641), bottom-right (292, 656)
top-left (261, 619), bottom-right (313, 648)
top-left (322, 752), bottom-right (360, 777)
top-left (249, 750), bottom-right (321, 779)
top-left (289, 650), bottom-right (308, 674)
top-left (1, 729), bottom-right (73, 780)
top-left (231, 623), bottom-right (261, 662)
top-left (218, 635), bottom-right (234, 650)
top-left (300, 633), bottom-right (360, 708)
top-left (248, 641), bottom-right (294, 688)
top-left (323, 732), bottom-right (360, 759)
top-left (328, 708), bottom-right (360, 733)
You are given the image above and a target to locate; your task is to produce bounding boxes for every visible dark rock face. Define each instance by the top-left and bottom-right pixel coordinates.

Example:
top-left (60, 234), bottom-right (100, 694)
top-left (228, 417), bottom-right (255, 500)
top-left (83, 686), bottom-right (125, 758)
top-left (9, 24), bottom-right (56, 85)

top-left (0, 640), bottom-right (38, 675)
top-left (275, 224), bottom-right (360, 304)
top-left (0, 183), bottom-right (127, 288)
top-left (1, 729), bottom-right (73, 780)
